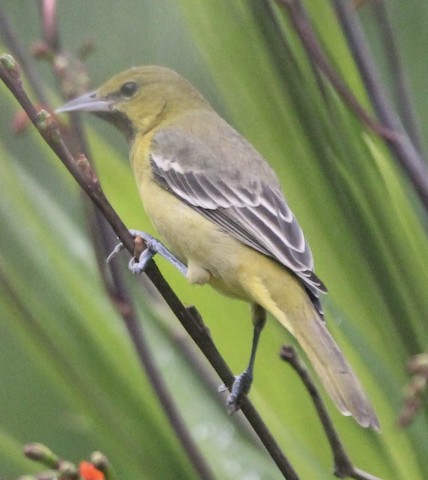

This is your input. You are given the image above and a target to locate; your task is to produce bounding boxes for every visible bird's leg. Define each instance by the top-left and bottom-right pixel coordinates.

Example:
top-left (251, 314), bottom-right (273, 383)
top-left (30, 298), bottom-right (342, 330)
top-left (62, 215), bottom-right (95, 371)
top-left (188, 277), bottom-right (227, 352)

top-left (107, 229), bottom-right (188, 277)
top-left (221, 304), bottom-right (267, 413)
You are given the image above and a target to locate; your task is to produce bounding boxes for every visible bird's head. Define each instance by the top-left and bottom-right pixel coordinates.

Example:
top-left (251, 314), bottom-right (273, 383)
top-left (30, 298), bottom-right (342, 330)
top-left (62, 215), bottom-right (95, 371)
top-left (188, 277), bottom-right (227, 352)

top-left (56, 66), bottom-right (208, 141)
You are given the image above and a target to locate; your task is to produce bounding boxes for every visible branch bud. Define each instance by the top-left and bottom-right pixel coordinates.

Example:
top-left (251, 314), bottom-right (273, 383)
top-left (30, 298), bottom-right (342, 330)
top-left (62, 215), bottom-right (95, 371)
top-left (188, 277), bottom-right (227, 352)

top-left (0, 53), bottom-right (21, 84)
top-left (58, 460), bottom-right (79, 479)
top-left (23, 443), bottom-right (59, 469)
top-left (36, 109), bottom-right (60, 142)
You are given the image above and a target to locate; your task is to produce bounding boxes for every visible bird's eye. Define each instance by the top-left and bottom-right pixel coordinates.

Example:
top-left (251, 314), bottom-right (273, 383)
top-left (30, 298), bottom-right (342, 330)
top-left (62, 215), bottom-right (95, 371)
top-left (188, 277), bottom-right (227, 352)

top-left (120, 81), bottom-right (138, 98)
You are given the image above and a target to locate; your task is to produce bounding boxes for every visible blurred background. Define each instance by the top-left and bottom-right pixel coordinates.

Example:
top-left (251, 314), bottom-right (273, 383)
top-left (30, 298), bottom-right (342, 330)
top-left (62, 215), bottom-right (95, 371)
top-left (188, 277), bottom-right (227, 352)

top-left (1, 1), bottom-right (428, 478)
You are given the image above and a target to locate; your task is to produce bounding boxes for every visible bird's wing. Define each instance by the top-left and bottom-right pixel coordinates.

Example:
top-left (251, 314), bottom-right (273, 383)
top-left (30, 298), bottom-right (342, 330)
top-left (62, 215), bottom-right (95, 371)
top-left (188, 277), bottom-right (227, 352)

top-left (150, 126), bottom-right (327, 308)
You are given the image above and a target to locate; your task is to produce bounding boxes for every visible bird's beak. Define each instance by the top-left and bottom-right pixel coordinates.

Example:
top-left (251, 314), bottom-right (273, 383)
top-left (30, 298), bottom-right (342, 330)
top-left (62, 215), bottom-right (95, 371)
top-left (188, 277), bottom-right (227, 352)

top-left (55, 91), bottom-right (112, 114)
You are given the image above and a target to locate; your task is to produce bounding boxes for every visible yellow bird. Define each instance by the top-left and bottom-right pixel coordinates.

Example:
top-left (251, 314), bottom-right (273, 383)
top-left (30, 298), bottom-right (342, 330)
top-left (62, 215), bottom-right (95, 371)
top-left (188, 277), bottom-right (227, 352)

top-left (57, 66), bottom-right (379, 430)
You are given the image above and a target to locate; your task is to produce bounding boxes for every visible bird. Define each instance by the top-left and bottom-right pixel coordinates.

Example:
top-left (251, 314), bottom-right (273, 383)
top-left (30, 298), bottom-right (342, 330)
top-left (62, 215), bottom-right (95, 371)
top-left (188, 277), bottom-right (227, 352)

top-left (56, 65), bottom-right (379, 430)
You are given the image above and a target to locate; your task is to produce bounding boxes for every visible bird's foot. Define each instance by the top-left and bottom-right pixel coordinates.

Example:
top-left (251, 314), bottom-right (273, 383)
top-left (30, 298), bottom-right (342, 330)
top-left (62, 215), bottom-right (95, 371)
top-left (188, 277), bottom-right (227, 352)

top-left (107, 230), bottom-right (187, 277)
top-left (219, 369), bottom-right (253, 414)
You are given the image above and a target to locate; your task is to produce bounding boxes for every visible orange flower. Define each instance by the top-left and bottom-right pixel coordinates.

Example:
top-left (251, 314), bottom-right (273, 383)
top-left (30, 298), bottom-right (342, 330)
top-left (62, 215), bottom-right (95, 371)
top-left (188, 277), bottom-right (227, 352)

top-left (79, 461), bottom-right (105, 480)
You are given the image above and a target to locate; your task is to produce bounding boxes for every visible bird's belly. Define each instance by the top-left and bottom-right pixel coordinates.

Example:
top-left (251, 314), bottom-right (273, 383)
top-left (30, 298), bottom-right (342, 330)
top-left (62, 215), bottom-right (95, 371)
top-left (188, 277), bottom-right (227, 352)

top-left (139, 180), bottom-right (249, 299)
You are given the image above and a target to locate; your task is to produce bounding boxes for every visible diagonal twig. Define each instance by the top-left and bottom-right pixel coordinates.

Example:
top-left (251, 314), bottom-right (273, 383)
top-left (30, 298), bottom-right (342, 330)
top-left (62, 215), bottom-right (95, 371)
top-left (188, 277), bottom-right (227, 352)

top-left (278, 0), bottom-right (428, 213)
top-left (370, 0), bottom-right (423, 155)
top-left (281, 346), bottom-right (382, 480)
top-left (276, 0), bottom-right (395, 140)
top-left (0, 6), bottom-right (49, 104)
top-left (333, 0), bottom-right (428, 212)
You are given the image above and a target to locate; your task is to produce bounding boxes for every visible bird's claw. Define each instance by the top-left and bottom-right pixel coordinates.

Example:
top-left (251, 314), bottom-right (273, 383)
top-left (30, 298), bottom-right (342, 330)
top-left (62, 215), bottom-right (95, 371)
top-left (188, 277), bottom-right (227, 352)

top-left (106, 243), bottom-right (125, 263)
top-left (219, 370), bottom-right (253, 414)
top-left (106, 230), bottom-right (188, 277)
top-left (128, 247), bottom-right (155, 274)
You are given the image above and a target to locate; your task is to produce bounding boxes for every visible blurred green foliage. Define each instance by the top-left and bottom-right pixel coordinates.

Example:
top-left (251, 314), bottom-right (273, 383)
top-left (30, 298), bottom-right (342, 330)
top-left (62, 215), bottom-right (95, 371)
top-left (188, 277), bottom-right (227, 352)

top-left (1, 1), bottom-right (427, 479)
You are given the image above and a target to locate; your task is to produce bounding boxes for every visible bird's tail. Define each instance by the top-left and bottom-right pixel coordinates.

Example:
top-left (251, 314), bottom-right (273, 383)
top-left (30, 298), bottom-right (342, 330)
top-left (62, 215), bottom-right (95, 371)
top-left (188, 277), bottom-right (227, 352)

top-left (286, 305), bottom-right (380, 431)
top-left (246, 272), bottom-right (380, 431)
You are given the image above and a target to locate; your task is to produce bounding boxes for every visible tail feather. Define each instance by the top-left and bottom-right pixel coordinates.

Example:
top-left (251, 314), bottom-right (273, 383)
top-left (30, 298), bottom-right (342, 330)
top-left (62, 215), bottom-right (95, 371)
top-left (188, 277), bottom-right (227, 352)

top-left (247, 274), bottom-right (380, 431)
top-left (294, 312), bottom-right (380, 431)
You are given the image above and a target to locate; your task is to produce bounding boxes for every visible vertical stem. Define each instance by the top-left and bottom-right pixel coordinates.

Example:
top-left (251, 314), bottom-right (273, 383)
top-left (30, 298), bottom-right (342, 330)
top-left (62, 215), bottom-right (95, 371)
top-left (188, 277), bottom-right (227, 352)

top-left (334, 0), bottom-right (428, 212)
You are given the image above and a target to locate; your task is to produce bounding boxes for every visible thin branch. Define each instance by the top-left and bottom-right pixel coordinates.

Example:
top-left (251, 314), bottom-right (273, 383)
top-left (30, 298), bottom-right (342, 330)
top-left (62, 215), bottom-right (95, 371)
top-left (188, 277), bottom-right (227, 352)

top-left (0, 6), bottom-right (49, 104)
top-left (333, 0), bottom-right (428, 212)
top-left (280, 346), bottom-right (382, 480)
top-left (168, 315), bottom-right (262, 445)
top-left (276, 0), bottom-right (395, 140)
top-left (37, 0), bottom-right (61, 52)
top-left (0, 56), bottom-right (299, 480)
top-left (107, 241), bottom-right (215, 480)
top-left (370, 0), bottom-right (423, 155)
top-left (278, 0), bottom-right (428, 212)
